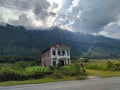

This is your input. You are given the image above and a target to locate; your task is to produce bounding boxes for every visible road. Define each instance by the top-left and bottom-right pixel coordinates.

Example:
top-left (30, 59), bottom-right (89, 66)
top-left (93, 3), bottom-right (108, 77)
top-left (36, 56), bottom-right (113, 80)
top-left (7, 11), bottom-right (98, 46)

top-left (0, 77), bottom-right (120, 90)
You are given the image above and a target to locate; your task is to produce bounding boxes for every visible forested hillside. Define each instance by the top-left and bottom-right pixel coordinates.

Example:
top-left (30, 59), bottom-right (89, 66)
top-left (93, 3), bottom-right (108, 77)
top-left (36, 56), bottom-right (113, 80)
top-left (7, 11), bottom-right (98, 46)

top-left (0, 24), bottom-right (120, 63)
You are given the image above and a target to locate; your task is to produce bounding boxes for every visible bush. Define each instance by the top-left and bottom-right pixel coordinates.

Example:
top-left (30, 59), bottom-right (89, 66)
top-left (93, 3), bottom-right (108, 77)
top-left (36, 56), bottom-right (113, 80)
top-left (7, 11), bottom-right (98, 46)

top-left (0, 66), bottom-right (52, 82)
top-left (106, 61), bottom-right (116, 71)
top-left (52, 69), bottom-right (63, 79)
top-left (61, 63), bottom-right (86, 76)
top-left (25, 66), bottom-right (52, 79)
top-left (115, 63), bottom-right (120, 71)
top-left (14, 61), bottom-right (31, 69)
top-left (83, 57), bottom-right (89, 63)
top-left (61, 66), bottom-right (76, 76)
top-left (0, 68), bottom-right (24, 81)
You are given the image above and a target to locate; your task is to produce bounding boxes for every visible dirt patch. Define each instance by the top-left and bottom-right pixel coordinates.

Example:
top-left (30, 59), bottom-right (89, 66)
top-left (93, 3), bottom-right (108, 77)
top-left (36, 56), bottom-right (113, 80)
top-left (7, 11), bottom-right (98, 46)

top-left (88, 76), bottom-right (102, 80)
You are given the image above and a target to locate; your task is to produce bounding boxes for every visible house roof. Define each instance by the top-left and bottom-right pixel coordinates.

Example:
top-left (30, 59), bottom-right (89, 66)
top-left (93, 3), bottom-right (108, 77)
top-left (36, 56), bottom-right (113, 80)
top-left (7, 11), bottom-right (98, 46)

top-left (41, 44), bottom-right (69, 55)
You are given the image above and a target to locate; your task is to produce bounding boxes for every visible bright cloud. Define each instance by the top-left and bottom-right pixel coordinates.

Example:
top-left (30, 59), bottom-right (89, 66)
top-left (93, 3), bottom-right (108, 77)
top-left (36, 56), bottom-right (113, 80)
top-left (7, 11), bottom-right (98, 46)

top-left (0, 0), bottom-right (59, 28)
top-left (0, 0), bottom-right (120, 39)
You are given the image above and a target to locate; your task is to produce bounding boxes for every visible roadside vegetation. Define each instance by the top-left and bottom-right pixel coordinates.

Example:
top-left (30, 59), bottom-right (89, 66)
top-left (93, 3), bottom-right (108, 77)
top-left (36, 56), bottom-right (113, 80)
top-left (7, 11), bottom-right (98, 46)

top-left (0, 59), bottom-right (120, 86)
top-left (85, 59), bottom-right (120, 71)
top-left (85, 59), bottom-right (120, 78)
top-left (87, 69), bottom-right (120, 78)
top-left (0, 61), bottom-right (87, 86)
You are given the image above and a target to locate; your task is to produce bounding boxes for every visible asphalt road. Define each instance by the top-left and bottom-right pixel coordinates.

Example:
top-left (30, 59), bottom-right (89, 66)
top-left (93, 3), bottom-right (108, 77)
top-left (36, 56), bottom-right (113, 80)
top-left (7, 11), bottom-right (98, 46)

top-left (0, 77), bottom-right (120, 90)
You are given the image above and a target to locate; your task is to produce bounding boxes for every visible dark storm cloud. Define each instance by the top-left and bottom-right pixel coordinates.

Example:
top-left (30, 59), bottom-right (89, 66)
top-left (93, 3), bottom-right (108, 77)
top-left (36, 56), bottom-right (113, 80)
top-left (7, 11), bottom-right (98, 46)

top-left (0, 0), bottom-right (120, 39)
top-left (58, 0), bottom-right (120, 37)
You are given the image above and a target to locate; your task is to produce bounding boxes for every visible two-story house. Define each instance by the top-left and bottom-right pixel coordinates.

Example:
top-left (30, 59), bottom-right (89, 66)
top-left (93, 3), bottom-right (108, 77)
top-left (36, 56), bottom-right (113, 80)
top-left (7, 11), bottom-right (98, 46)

top-left (41, 44), bottom-right (71, 67)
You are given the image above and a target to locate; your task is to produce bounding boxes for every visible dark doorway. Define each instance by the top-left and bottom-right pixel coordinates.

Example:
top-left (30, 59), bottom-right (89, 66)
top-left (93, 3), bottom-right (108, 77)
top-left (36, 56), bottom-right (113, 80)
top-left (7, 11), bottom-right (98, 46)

top-left (59, 61), bottom-right (64, 66)
top-left (53, 61), bottom-right (56, 66)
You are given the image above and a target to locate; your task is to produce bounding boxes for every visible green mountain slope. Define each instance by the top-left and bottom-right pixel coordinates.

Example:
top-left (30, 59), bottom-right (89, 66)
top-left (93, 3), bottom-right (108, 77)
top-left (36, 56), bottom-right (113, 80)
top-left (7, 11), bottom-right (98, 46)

top-left (0, 24), bottom-right (120, 62)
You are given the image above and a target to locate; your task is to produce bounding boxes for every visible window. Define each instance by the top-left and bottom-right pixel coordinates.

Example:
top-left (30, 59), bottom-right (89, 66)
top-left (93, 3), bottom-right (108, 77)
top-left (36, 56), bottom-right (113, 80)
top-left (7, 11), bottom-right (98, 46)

top-left (58, 50), bottom-right (65, 56)
top-left (52, 50), bottom-right (56, 55)
top-left (58, 50), bottom-right (61, 55)
top-left (62, 50), bottom-right (65, 56)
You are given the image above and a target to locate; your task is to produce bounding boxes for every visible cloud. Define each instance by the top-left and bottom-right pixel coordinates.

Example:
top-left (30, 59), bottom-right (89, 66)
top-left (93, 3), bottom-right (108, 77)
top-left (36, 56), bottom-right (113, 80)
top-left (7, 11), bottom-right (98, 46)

top-left (0, 0), bottom-right (58, 28)
top-left (99, 17), bottom-right (120, 39)
top-left (56, 0), bottom-right (120, 39)
top-left (0, 0), bottom-right (120, 39)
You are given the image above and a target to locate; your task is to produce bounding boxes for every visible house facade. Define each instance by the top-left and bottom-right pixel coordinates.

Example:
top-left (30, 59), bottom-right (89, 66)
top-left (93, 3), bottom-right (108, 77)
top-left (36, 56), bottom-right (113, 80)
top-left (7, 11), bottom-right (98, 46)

top-left (41, 44), bottom-right (71, 67)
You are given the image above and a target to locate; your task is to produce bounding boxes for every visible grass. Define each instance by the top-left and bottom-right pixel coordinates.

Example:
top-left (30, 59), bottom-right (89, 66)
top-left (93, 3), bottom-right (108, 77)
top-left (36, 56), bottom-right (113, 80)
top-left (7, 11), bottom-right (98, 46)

top-left (85, 59), bottom-right (120, 70)
top-left (0, 59), bottom-right (120, 86)
top-left (87, 69), bottom-right (120, 78)
top-left (86, 59), bottom-right (120, 67)
top-left (0, 77), bottom-right (57, 86)
top-left (93, 59), bottom-right (119, 64)
top-left (85, 60), bottom-right (120, 78)
top-left (1, 69), bottom-right (120, 86)
top-left (0, 76), bottom-right (77, 86)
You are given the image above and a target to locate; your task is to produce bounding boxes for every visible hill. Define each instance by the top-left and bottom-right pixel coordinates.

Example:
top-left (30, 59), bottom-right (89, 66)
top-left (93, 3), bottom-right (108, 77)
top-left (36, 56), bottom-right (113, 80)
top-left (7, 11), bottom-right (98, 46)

top-left (0, 24), bottom-right (120, 62)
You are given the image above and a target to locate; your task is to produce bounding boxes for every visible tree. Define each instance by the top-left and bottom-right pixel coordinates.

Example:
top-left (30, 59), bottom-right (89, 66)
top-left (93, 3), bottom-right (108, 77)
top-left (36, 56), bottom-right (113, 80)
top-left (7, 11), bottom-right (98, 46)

top-left (83, 57), bottom-right (89, 62)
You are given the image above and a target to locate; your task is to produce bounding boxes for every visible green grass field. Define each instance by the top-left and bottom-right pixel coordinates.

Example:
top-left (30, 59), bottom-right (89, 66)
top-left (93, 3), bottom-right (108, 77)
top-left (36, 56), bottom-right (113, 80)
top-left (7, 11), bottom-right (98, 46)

top-left (86, 59), bottom-right (120, 77)
top-left (85, 59), bottom-right (120, 70)
top-left (87, 59), bottom-right (120, 64)
top-left (87, 69), bottom-right (120, 78)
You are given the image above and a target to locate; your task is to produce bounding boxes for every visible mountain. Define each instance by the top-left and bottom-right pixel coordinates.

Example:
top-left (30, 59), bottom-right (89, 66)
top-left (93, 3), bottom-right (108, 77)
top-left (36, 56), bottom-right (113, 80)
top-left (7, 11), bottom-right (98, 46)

top-left (0, 24), bottom-right (120, 62)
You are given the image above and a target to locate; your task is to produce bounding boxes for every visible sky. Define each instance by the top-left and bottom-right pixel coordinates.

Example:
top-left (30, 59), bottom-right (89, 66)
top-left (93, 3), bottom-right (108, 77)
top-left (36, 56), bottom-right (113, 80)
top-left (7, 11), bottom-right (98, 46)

top-left (0, 0), bottom-right (120, 39)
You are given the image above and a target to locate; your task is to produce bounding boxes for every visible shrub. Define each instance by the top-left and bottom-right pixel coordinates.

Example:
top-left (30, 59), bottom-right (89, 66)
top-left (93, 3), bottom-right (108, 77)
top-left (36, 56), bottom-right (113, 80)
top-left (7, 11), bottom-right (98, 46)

top-left (52, 69), bottom-right (63, 79)
top-left (61, 63), bottom-right (86, 76)
top-left (83, 57), bottom-right (89, 63)
top-left (25, 66), bottom-right (52, 79)
top-left (0, 68), bottom-right (24, 81)
top-left (0, 66), bottom-right (52, 82)
top-left (115, 63), bottom-right (120, 71)
top-left (61, 66), bottom-right (76, 76)
top-left (106, 61), bottom-right (116, 71)
top-left (14, 61), bottom-right (31, 69)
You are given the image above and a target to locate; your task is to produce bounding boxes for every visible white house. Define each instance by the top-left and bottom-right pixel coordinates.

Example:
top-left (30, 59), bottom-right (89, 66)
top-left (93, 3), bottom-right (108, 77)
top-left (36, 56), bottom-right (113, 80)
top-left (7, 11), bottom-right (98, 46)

top-left (41, 44), bottom-right (71, 67)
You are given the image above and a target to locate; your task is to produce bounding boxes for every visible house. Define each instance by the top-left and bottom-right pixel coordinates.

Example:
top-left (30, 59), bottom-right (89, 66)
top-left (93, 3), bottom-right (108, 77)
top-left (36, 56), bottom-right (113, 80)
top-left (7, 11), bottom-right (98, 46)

top-left (41, 44), bottom-right (71, 67)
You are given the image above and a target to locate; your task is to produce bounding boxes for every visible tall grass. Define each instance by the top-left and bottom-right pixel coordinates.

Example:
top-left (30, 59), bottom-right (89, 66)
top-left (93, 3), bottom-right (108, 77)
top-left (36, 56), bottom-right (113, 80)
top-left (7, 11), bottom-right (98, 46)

top-left (0, 66), bottom-right (52, 82)
top-left (25, 66), bottom-right (52, 79)
top-left (85, 60), bottom-right (120, 71)
top-left (0, 67), bottom-right (24, 81)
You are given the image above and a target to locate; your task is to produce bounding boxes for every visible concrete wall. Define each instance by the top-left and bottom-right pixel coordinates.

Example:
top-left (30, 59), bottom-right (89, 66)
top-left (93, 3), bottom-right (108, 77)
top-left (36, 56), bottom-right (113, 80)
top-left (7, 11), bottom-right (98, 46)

top-left (51, 46), bottom-right (71, 66)
top-left (42, 45), bottom-right (71, 67)
top-left (42, 49), bottom-right (51, 67)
